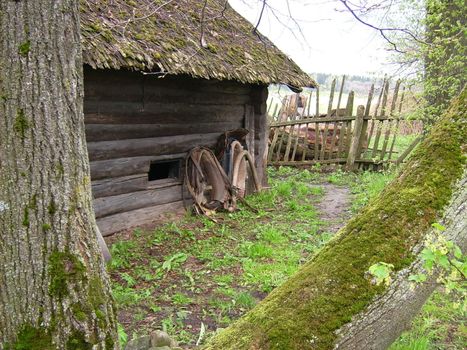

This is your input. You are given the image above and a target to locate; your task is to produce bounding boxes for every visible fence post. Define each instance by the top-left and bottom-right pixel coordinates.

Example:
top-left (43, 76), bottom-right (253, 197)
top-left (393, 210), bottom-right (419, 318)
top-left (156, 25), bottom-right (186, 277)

top-left (346, 105), bottom-right (365, 171)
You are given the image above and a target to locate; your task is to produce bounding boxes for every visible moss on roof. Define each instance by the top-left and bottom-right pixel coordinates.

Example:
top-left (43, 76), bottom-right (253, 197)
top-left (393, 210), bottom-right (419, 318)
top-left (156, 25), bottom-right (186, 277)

top-left (80, 0), bottom-right (316, 87)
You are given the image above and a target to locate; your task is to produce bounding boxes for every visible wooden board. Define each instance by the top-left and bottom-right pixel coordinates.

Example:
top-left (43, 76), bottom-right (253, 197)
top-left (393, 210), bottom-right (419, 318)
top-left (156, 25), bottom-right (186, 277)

top-left (97, 201), bottom-right (186, 236)
top-left (85, 121), bottom-right (242, 142)
top-left (93, 184), bottom-right (182, 218)
top-left (91, 174), bottom-right (148, 198)
top-left (87, 132), bottom-right (220, 161)
top-left (90, 153), bottom-right (186, 180)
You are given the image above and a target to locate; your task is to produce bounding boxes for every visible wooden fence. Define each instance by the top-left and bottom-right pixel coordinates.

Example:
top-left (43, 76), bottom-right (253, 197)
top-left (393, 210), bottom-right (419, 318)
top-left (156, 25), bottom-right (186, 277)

top-left (267, 77), bottom-right (422, 170)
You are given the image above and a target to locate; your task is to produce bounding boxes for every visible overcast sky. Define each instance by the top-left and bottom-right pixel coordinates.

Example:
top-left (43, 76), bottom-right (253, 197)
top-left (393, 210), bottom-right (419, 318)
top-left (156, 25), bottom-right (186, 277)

top-left (229, 0), bottom-right (393, 76)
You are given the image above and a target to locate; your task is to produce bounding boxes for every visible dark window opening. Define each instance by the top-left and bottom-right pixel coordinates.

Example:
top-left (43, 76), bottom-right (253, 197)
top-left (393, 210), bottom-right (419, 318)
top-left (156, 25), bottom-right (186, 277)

top-left (148, 160), bottom-right (181, 181)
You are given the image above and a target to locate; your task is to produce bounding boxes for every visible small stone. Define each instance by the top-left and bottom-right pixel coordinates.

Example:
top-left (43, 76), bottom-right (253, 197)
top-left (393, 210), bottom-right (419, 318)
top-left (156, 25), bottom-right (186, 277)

top-left (150, 330), bottom-right (178, 347)
top-left (125, 335), bottom-right (151, 350)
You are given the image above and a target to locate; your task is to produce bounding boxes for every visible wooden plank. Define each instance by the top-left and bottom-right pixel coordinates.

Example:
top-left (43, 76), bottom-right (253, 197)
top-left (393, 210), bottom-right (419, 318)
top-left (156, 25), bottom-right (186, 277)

top-left (271, 115), bottom-right (356, 127)
top-left (357, 84), bottom-right (375, 161)
top-left (85, 121), bottom-right (243, 142)
top-left (270, 158), bottom-right (347, 166)
top-left (388, 85), bottom-right (405, 160)
top-left (97, 201), bottom-right (186, 236)
top-left (90, 153), bottom-right (186, 180)
top-left (327, 79), bottom-right (336, 116)
top-left (143, 88), bottom-right (251, 106)
top-left (284, 124), bottom-right (296, 161)
top-left (291, 124), bottom-right (301, 161)
top-left (87, 132), bottom-right (220, 161)
top-left (306, 90), bottom-right (313, 117)
top-left (275, 126), bottom-right (288, 162)
top-left (84, 105), bottom-right (245, 124)
top-left (92, 174), bottom-right (148, 199)
top-left (268, 127), bottom-right (280, 162)
top-left (328, 77), bottom-right (346, 159)
top-left (367, 78), bottom-right (386, 149)
top-left (314, 88), bottom-right (320, 160)
top-left (371, 81), bottom-right (390, 159)
top-left (379, 80), bottom-right (400, 161)
top-left (93, 184), bottom-right (182, 218)
top-left (346, 105), bottom-right (365, 170)
top-left (395, 136), bottom-right (422, 165)
top-left (244, 104), bottom-right (255, 163)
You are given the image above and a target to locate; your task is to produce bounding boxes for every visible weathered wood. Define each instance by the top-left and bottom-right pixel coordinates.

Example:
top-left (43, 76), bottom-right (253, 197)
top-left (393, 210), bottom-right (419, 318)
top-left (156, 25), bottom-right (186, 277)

top-left (268, 128), bottom-right (280, 162)
top-left (380, 81), bottom-right (401, 160)
top-left (388, 86), bottom-right (406, 160)
top-left (92, 174), bottom-right (148, 198)
top-left (328, 78), bottom-right (346, 159)
top-left (90, 153), bottom-right (186, 180)
top-left (84, 66), bottom-right (252, 96)
top-left (357, 84), bottom-right (375, 161)
top-left (395, 136), bottom-right (422, 165)
top-left (346, 106), bottom-right (365, 170)
top-left (244, 104), bottom-right (255, 163)
top-left (93, 184), bottom-right (182, 218)
top-left (85, 121), bottom-right (242, 142)
top-left (371, 81), bottom-right (390, 159)
top-left (87, 132), bottom-right (220, 161)
top-left (367, 78), bottom-right (386, 148)
top-left (97, 201), bottom-right (186, 236)
top-left (327, 78), bottom-right (336, 116)
top-left (270, 158), bottom-right (347, 166)
top-left (84, 105), bottom-right (245, 124)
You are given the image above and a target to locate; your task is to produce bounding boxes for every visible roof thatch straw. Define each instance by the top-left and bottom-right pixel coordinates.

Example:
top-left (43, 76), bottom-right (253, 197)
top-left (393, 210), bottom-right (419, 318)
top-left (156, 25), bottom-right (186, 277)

top-left (80, 0), bottom-right (316, 87)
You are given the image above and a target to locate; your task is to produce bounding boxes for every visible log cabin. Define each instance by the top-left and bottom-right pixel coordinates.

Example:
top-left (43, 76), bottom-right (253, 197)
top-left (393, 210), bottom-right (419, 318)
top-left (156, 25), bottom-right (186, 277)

top-left (80, 0), bottom-right (316, 236)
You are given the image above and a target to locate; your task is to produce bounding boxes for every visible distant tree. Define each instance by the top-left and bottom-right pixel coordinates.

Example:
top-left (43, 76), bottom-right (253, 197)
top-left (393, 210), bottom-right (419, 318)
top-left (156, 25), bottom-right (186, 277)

top-left (0, 1), bottom-right (118, 348)
top-left (339, 0), bottom-right (466, 125)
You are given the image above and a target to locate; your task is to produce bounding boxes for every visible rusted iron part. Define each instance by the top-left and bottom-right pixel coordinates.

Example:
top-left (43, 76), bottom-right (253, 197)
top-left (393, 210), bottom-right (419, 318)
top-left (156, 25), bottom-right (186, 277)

top-left (184, 145), bottom-right (260, 217)
top-left (185, 147), bottom-right (234, 216)
top-left (214, 128), bottom-right (249, 161)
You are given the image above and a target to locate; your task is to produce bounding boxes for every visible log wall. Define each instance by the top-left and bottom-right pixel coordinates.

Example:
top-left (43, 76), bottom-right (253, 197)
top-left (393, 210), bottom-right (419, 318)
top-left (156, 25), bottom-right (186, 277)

top-left (84, 66), bottom-right (268, 236)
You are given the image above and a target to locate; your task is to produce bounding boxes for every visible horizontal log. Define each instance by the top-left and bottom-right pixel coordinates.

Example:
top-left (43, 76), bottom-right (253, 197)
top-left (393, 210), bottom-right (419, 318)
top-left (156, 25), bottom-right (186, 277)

top-left (93, 184), bottom-right (182, 218)
top-left (87, 132), bottom-right (220, 161)
top-left (85, 121), bottom-right (243, 142)
top-left (91, 174), bottom-right (148, 199)
top-left (97, 200), bottom-right (186, 236)
top-left (84, 104), bottom-right (245, 123)
top-left (143, 87), bottom-right (251, 106)
top-left (84, 66), bottom-right (252, 96)
top-left (90, 153), bottom-right (186, 180)
top-left (97, 201), bottom-right (186, 236)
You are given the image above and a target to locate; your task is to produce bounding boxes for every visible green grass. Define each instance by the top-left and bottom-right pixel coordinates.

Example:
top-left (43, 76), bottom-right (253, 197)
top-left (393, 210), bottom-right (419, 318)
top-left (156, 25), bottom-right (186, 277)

top-left (108, 165), bottom-right (463, 348)
top-left (390, 292), bottom-right (466, 349)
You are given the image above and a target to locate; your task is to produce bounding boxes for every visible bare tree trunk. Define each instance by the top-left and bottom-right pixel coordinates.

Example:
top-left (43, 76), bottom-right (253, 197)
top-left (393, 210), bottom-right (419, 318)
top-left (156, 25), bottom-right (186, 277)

top-left (0, 1), bottom-right (118, 349)
top-left (203, 90), bottom-right (466, 350)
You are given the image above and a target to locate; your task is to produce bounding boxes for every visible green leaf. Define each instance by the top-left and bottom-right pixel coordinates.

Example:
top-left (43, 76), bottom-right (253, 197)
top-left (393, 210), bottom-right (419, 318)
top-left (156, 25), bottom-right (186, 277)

top-left (408, 274), bottom-right (427, 283)
top-left (431, 222), bottom-right (446, 231)
top-left (453, 245), bottom-right (463, 259)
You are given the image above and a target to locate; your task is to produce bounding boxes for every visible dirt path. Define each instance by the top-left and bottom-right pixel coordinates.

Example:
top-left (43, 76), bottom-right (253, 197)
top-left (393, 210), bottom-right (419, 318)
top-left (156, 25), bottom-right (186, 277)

top-left (314, 183), bottom-right (351, 233)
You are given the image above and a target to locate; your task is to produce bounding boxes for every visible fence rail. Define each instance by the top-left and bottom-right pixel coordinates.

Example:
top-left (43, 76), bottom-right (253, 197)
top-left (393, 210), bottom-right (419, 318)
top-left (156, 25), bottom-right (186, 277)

top-left (267, 76), bottom-right (422, 170)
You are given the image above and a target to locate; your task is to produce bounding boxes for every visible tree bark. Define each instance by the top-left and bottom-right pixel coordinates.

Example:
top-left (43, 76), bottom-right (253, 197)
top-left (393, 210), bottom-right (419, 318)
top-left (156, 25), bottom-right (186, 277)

top-left (0, 1), bottom-right (118, 349)
top-left (424, 0), bottom-right (466, 124)
top-left (203, 90), bottom-right (466, 350)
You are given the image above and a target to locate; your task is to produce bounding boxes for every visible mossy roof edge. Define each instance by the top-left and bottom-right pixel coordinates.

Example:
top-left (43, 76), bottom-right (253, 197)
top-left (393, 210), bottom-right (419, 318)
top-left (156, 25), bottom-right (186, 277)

top-left (79, 0), bottom-right (316, 88)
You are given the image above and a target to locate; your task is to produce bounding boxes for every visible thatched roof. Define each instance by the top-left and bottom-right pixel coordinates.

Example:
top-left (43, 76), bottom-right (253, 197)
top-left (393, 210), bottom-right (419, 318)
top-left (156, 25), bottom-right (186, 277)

top-left (80, 0), bottom-right (316, 87)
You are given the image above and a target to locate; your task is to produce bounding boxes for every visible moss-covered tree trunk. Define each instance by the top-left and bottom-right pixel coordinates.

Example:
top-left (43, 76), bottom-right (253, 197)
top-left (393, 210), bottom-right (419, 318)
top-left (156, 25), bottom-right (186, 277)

top-left (203, 91), bottom-right (466, 350)
top-left (0, 1), bottom-right (118, 349)
top-left (424, 0), bottom-right (466, 124)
